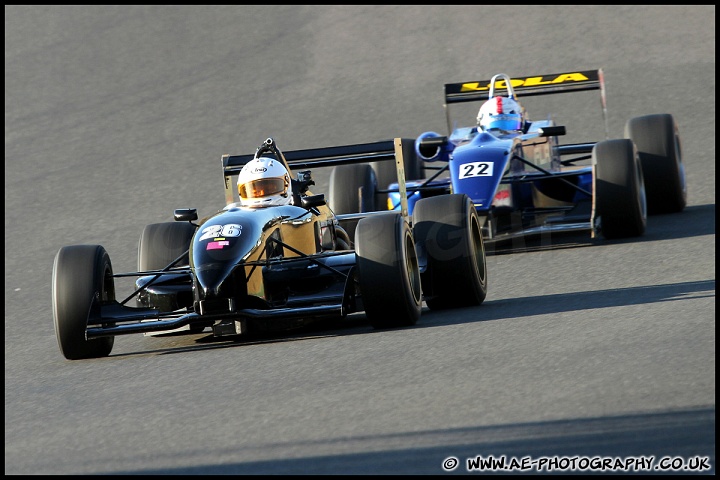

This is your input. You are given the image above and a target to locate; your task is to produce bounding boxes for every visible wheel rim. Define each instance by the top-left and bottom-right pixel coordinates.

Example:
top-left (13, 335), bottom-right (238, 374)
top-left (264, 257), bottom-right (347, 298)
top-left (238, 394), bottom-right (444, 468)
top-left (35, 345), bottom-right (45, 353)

top-left (405, 232), bottom-right (422, 305)
top-left (469, 213), bottom-right (486, 285)
top-left (636, 158), bottom-right (648, 223)
top-left (675, 131), bottom-right (687, 202)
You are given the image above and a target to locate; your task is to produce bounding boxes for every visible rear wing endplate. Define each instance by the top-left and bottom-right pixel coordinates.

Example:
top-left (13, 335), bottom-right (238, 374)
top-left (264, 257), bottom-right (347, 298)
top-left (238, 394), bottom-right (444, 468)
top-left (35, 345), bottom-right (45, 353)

top-left (222, 138), bottom-right (414, 217)
top-left (443, 69), bottom-right (608, 138)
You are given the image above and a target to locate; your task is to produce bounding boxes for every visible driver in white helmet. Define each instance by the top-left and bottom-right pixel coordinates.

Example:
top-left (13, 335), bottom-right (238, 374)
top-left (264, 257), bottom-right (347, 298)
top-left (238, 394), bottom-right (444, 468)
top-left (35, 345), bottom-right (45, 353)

top-left (476, 73), bottom-right (527, 134)
top-left (236, 156), bottom-right (292, 207)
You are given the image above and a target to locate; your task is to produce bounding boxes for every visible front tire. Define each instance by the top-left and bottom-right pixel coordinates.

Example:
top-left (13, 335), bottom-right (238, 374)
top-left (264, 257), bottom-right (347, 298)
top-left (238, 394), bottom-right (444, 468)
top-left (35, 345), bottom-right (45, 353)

top-left (412, 194), bottom-right (487, 310)
top-left (52, 245), bottom-right (115, 360)
top-left (625, 113), bottom-right (686, 214)
top-left (356, 212), bottom-right (422, 328)
top-left (138, 221), bottom-right (196, 272)
top-left (137, 222), bottom-right (197, 328)
top-left (371, 145), bottom-right (424, 211)
top-left (594, 139), bottom-right (647, 239)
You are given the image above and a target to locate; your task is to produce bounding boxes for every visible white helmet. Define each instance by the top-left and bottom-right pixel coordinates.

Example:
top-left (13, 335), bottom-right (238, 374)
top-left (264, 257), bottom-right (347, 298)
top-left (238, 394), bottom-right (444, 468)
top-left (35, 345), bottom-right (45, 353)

top-left (476, 73), bottom-right (525, 133)
top-left (477, 95), bottom-right (525, 133)
top-left (237, 157), bottom-right (291, 207)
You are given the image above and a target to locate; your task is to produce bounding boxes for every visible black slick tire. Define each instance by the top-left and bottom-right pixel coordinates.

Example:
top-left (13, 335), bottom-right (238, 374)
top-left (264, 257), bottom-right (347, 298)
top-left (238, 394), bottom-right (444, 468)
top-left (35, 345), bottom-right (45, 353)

top-left (52, 245), bottom-right (115, 360)
top-left (328, 163), bottom-right (376, 242)
top-left (412, 193), bottom-right (487, 310)
top-left (137, 222), bottom-right (195, 272)
top-left (355, 212), bottom-right (422, 328)
top-left (371, 147), bottom-right (424, 211)
top-left (594, 139), bottom-right (647, 239)
top-left (625, 113), bottom-right (686, 214)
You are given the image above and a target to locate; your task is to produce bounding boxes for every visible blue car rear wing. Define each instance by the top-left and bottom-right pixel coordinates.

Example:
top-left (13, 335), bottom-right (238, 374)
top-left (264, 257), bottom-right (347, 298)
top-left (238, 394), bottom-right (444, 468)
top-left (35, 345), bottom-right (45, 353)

top-left (222, 138), bottom-right (415, 217)
top-left (443, 69), bottom-right (608, 139)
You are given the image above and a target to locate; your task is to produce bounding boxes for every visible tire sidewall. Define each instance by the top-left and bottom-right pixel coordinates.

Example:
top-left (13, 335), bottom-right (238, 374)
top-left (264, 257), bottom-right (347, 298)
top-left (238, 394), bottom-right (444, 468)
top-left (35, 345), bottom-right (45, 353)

top-left (356, 213), bottom-right (422, 327)
top-left (52, 245), bottom-right (115, 359)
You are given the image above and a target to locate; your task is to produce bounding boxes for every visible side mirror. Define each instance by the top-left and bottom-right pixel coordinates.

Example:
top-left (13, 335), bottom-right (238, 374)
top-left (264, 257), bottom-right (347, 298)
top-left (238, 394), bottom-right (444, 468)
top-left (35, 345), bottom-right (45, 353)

top-left (174, 208), bottom-right (198, 222)
top-left (538, 126), bottom-right (567, 137)
top-left (416, 132), bottom-right (453, 162)
top-left (301, 194), bottom-right (326, 209)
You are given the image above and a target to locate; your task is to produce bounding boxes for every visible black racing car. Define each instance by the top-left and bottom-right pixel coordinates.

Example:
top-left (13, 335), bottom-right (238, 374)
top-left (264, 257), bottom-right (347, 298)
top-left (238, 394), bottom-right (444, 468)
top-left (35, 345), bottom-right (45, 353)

top-left (52, 138), bottom-right (488, 360)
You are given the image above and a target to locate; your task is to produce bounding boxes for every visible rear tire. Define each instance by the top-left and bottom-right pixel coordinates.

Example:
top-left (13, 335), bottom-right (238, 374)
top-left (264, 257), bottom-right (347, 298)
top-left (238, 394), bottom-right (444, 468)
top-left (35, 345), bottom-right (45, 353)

top-left (625, 113), bottom-right (686, 214)
top-left (52, 245), bottom-right (115, 360)
top-left (328, 163), bottom-right (376, 242)
top-left (412, 194), bottom-right (487, 310)
top-left (356, 213), bottom-right (422, 328)
top-left (594, 139), bottom-right (647, 239)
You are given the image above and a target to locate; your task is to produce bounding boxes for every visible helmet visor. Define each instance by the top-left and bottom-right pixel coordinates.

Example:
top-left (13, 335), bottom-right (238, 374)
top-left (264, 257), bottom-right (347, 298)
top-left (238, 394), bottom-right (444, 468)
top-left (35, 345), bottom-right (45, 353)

top-left (238, 177), bottom-right (287, 199)
top-left (486, 114), bottom-right (522, 132)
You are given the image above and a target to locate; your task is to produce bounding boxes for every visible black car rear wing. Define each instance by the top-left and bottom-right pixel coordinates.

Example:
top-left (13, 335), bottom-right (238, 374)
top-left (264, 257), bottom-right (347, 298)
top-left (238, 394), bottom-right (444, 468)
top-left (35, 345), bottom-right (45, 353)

top-left (222, 137), bottom-right (415, 217)
top-left (443, 69), bottom-right (608, 138)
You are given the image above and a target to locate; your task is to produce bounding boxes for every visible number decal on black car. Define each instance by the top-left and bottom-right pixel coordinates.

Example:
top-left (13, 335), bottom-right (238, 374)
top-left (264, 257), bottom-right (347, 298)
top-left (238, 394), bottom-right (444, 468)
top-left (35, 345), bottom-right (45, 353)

top-left (199, 224), bottom-right (242, 241)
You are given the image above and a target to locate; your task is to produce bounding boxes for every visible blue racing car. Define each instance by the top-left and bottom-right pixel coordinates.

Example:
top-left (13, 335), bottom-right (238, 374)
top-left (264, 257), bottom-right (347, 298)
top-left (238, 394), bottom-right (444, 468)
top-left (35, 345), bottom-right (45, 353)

top-left (328, 69), bottom-right (686, 243)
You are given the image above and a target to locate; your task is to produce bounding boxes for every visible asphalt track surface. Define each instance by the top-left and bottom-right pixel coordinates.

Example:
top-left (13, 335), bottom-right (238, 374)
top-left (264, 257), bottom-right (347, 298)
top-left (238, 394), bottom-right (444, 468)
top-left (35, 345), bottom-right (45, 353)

top-left (5, 5), bottom-right (715, 475)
